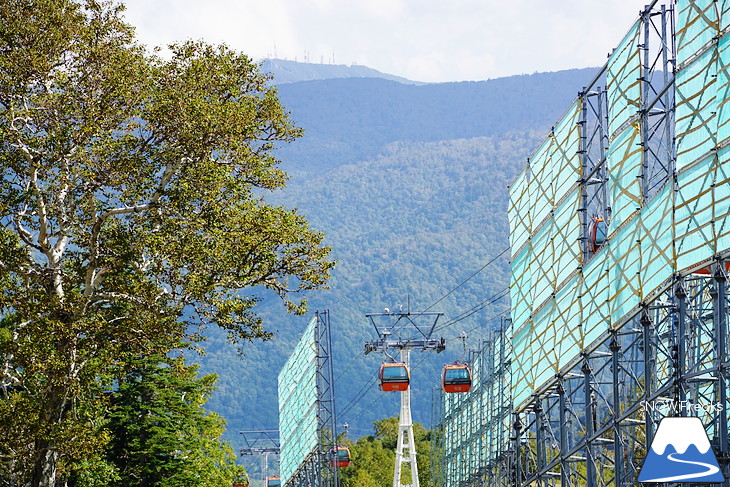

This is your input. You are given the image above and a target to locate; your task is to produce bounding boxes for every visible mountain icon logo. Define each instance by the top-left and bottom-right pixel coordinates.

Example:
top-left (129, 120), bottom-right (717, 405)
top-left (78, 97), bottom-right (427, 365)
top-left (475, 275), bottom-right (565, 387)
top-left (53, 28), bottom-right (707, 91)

top-left (638, 416), bottom-right (725, 483)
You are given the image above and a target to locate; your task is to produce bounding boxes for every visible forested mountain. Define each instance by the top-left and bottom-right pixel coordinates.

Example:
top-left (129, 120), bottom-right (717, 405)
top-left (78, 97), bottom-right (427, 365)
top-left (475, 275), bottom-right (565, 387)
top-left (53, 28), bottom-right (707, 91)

top-left (196, 63), bottom-right (600, 468)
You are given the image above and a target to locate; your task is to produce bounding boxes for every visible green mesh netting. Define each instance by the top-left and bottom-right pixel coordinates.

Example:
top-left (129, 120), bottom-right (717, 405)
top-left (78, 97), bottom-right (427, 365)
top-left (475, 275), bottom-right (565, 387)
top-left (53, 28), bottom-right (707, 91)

top-left (607, 21), bottom-right (641, 137)
top-left (717, 34), bottom-right (730, 144)
top-left (552, 101), bottom-right (582, 204)
top-left (528, 138), bottom-right (554, 229)
top-left (608, 124), bottom-right (642, 231)
top-left (582, 253), bottom-right (611, 346)
top-left (676, 46), bottom-right (718, 169)
top-left (717, 146), bottom-right (730, 251)
top-left (551, 190), bottom-right (581, 287)
top-left (676, 156), bottom-right (717, 271)
top-left (676, 0), bottom-right (719, 66)
top-left (510, 245), bottom-right (531, 331)
top-left (609, 223), bottom-right (642, 326)
top-left (529, 217), bottom-right (555, 310)
top-left (278, 316), bottom-right (318, 484)
top-left (508, 168), bottom-right (531, 257)
top-left (639, 183), bottom-right (675, 296)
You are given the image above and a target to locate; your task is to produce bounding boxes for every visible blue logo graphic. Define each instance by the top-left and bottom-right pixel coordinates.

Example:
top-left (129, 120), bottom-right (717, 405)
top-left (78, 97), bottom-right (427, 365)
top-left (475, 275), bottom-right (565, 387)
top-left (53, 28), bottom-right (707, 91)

top-left (638, 417), bottom-right (725, 483)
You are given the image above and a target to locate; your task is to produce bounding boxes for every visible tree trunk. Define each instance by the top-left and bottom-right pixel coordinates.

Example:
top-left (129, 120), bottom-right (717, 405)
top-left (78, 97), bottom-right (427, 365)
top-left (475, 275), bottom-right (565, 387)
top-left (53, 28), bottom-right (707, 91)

top-left (31, 385), bottom-right (68, 487)
top-left (31, 446), bottom-right (58, 487)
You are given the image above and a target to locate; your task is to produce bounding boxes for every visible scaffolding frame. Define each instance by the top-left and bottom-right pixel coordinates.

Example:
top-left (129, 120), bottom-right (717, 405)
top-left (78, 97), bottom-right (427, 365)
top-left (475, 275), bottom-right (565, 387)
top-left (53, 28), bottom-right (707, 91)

top-left (279, 311), bottom-right (340, 487)
top-left (436, 1), bottom-right (730, 485)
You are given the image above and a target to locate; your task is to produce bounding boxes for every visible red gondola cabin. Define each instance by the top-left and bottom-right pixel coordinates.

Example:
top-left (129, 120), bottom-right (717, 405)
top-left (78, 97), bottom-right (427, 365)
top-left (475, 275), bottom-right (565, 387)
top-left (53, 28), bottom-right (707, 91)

top-left (588, 216), bottom-right (608, 253)
top-left (442, 364), bottom-right (472, 393)
top-left (379, 362), bottom-right (410, 391)
top-left (330, 446), bottom-right (351, 468)
top-left (266, 478), bottom-right (281, 487)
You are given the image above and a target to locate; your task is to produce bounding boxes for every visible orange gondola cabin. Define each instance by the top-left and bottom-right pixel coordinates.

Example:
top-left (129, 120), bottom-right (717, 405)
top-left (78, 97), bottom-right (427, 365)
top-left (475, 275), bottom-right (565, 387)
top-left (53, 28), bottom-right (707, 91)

top-left (442, 364), bottom-right (472, 393)
top-left (330, 446), bottom-right (351, 468)
top-left (266, 478), bottom-right (281, 487)
top-left (379, 362), bottom-right (410, 391)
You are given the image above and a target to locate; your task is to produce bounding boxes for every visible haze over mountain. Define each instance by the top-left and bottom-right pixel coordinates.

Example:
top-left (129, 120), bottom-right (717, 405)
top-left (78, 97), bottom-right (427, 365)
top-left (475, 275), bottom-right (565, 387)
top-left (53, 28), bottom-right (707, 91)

top-left (196, 60), bottom-right (601, 464)
top-left (261, 58), bottom-right (419, 85)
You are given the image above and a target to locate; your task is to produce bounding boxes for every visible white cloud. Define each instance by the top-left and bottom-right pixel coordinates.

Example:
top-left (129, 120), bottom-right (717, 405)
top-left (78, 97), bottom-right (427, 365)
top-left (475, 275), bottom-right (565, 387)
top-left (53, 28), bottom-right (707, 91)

top-left (122, 0), bottom-right (652, 82)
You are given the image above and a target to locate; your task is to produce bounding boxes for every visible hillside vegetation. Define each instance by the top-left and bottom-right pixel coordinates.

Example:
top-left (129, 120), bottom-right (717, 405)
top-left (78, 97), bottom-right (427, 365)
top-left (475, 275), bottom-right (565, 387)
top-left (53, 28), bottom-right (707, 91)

top-left (197, 64), bottom-right (601, 463)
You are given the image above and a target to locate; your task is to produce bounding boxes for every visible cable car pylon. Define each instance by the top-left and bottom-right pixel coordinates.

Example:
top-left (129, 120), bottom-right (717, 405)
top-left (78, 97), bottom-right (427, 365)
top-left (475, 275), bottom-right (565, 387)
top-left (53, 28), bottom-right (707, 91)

top-left (364, 307), bottom-right (445, 487)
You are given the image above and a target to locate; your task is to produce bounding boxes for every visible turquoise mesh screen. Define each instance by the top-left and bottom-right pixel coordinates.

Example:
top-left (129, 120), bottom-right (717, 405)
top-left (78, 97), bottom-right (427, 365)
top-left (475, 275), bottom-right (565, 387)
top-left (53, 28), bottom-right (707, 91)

top-left (551, 190), bottom-right (581, 287)
top-left (511, 321), bottom-right (533, 409)
top-left (529, 219), bottom-right (554, 310)
top-left (722, 0), bottom-right (730, 31)
top-left (718, 34), bottom-right (730, 144)
top-left (528, 139), bottom-right (554, 229)
top-left (676, 47), bottom-right (718, 169)
top-left (639, 183), bottom-right (675, 296)
top-left (676, 0), bottom-right (719, 66)
top-left (582, 254), bottom-right (610, 346)
top-left (676, 156), bottom-right (717, 271)
top-left (551, 101), bottom-right (582, 204)
top-left (508, 169), bottom-right (531, 257)
top-left (608, 125), bottom-right (642, 231)
top-left (531, 299), bottom-right (556, 396)
top-left (278, 316), bottom-right (318, 484)
top-left (717, 146), bottom-right (730, 251)
top-left (609, 223), bottom-right (642, 327)
top-left (607, 21), bottom-right (641, 137)
top-left (553, 274), bottom-right (583, 371)
top-left (510, 246), bottom-right (531, 331)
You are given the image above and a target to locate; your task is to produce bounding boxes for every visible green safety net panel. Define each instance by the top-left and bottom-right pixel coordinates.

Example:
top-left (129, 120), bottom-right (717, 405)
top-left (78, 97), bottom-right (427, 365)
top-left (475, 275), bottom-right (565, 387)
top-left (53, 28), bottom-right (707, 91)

top-left (608, 220), bottom-right (642, 327)
top-left (607, 21), bottom-right (641, 138)
top-left (676, 0), bottom-right (719, 67)
top-left (551, 101), bottom-right (582, 205)
top-left (676, 46), bottom-right (718, 169)
top-left (509, 246), bottom-right (531, 339)
top-left (717, 34), bottom-right (730, 145)
top-left (511, 321), bottom-right (534, 409)
top-left (718, 146), bottom-right (730, 252)
top-left (639, 183), bottom-right (675, 297)
top-left (551, 190), bottom-right (581, 288)
top-left (278, 316), bottom-right (318, 484)
top-left (508, 169), bottom-right (531, 258)
top-left (531, 299), bottom-right (556, 391)
top-left (608, 125), bottom-right (642, 232)
top-left (581, 252), bottom-right (611, 348)
top-left (528, 138), bottom-right (554, 230)
top-left (722, 0), bottom-right (730, 31)
top-left (530, 219), bottom-right (556, 313)
top-left (552, 274), bottom-right (583, 372)
top-left (676, 155), bottom-right (718, 271)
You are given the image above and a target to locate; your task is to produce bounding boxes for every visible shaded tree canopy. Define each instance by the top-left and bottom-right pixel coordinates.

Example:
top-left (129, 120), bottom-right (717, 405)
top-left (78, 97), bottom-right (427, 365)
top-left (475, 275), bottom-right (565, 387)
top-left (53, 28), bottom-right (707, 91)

top-left (0, 0), bottom-right (333, 485)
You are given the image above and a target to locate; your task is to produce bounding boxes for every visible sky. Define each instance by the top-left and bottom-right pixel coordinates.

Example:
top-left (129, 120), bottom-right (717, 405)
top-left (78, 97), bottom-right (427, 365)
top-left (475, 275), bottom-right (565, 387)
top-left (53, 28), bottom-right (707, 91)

top-left (121, 0), bottom-right (655, 83)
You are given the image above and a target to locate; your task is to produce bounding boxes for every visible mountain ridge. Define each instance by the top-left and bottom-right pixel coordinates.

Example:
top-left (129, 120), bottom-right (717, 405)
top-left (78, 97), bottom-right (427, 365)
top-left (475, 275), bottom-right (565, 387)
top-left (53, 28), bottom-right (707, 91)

top-left (261, 58), bottom-right (420, 85)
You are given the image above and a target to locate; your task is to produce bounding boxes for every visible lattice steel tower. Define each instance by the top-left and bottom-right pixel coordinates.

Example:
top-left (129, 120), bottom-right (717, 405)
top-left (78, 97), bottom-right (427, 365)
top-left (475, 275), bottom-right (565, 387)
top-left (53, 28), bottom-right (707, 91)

top-left (364, 310), bottom-right (445, 487)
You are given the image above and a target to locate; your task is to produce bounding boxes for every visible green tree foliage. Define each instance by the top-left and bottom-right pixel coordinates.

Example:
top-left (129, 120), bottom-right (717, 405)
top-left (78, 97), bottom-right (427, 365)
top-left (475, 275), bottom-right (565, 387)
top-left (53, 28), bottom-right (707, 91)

top-left (340, 417), bottom-right (433, 487)
top-left (0, 0), bottom-right (332, 485)
top-left (101, 354), bottom-right (241, 487)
